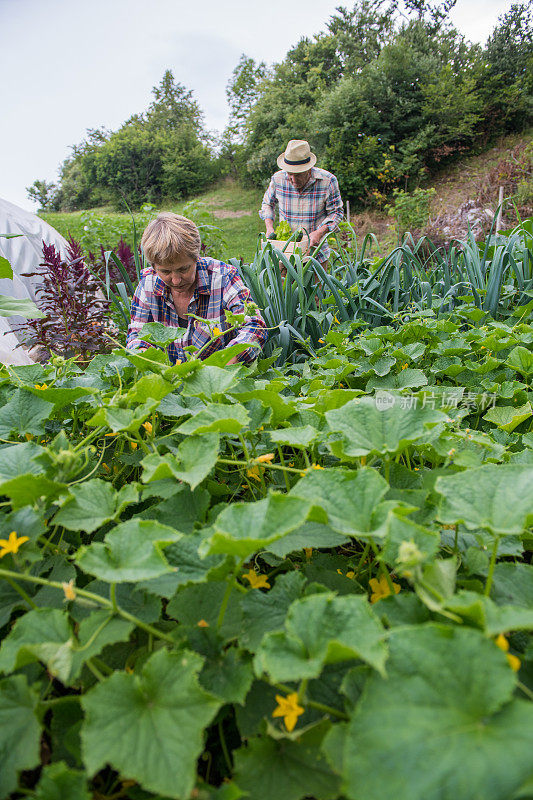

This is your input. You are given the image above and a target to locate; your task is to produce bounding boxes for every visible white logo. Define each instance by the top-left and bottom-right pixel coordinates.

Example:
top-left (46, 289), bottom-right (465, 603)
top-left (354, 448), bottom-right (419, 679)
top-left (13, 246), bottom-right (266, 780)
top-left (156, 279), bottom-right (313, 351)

top-left (375, 391), bottom-right (395, 411)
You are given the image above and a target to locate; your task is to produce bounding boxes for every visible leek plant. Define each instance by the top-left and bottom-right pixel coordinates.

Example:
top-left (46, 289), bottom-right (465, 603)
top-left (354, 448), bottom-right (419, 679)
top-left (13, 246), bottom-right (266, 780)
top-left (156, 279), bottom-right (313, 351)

top-left (237, 219), bottom-right (533, 365)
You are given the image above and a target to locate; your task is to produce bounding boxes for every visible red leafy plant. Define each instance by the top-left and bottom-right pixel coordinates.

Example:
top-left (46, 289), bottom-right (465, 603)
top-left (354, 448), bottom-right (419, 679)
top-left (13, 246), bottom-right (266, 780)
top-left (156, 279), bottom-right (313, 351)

top-left (87, 237), bottom-right (138, 286)
top-left (19, 238), bottom-right (111, 360)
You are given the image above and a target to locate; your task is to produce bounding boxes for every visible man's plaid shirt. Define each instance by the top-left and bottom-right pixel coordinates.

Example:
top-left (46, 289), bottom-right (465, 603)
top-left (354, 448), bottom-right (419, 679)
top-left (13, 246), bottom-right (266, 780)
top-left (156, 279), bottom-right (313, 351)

top-left (126, 258), bottom-right (267, 364)
top-left (259, 167), bottom-right (343, 260)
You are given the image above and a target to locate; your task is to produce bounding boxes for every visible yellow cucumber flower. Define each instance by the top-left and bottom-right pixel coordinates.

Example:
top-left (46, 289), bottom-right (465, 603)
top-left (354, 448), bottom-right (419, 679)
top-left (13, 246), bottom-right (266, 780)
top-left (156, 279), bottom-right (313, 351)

top-left (62, 579), bottom-right (76, 601)
top-left (255, 453), bottom-right (275, 464)
top-left (369, 573), bottom-right (401, 604)
top-left (495, 634), bottom-right (521, 672)
top-left (242, 569), bottom-right (270, 589)
top-left (246, 466), bottom-right (262, 482)
top-left (272, 692), bottom-right (305, 732)
top-left (0, 531), bottom-right (29, 558)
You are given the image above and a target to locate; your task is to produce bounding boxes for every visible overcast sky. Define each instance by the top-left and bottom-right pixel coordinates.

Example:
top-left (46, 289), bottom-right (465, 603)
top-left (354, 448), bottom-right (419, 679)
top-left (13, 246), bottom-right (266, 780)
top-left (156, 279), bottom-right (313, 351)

top-left (0, 0), bottom-right (517, 210)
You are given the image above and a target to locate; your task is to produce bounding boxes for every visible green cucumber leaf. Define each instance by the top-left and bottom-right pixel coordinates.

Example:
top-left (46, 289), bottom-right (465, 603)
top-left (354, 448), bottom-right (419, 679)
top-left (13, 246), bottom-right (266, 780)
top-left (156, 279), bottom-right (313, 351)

top-left (0, 389), bottom-right (53, 438)
top-left (125, 373), bottom-right (175, 403)
top-left (0, 607), bottom-right (73, 683)
top-left (181, 365), bottom-right (243, 400)
top-left (76, 519), bottom-right (181, 583)
top-left (268, 425), bottom-right (321, 448)
top-left (240, 572), bottom-right (307, 652)
top-left (483, 402), bottom-right (532, 432)
top-left (199, 647), bottom-right (254, 705)
top-left (366, 368), bottom-right (428, 391)
top-left (167, 581), bottom-right (243, 641)
top-left (326, 396), bottom-right (443, 458)
top-left (506, 346), bottom-right (533, 377)
top-left (0, 295), bottom-right (45, 318)
top-left (139, 322), bottom-right (187, 346)
top-left (234, 725), bottom-right (340, 800)
top-left (141, 433), bottom-right (219, 489)
top-left (201, 493), bottom-right (312, 560)
top-left (290, 468), bottom-right (391, 539)
top-left (87, 398), bottom-right (159, 433)
top-left (265, 522), bottom-right (349, 558)
top-left (255, 593), bottom-right (387, 682)
top-left (0, 441), bottom-right (45, 482)
top-left (0, 675), bottom-right (42, 796)
top-left (54, 480), bottom-right (139, 532)
top-left (177, 402), bottom-right (249, 435)
top-left (336, 624), bottom-right (533, 800)
top-left (490, 563), bottom-right (533, 608)
top-left (0, 473), bottom-right (68, 509)
top-left (34, 761), bottom-right (91, 800)
top-left (81, 649), bottom-right (221, 799)
top-left (436, 464), bottom-right (533, 535)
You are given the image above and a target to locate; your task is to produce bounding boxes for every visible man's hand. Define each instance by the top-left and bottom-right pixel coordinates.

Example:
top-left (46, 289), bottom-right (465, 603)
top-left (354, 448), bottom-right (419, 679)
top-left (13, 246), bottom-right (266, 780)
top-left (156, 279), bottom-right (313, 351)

top-left (265, 219), bottom-right (275, 237)
top-left (309, 225), bottom-right (329, 248)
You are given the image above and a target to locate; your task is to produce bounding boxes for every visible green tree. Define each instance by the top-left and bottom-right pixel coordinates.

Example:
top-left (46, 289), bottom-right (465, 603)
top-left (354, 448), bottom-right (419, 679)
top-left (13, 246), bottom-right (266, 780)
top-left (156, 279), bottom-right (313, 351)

top-left (238, 33), bottom-right (341, 186)
top-left (402, 0), bottom-right (457, 30)
top-left (313, 20), bottom-right (482, 201)
top-left (146, 70), bottom-right (203, 133)
top-left (226, 55), bottom-right (268, 143)
top-left (50, 71), bottom-right (217, 210)
top-left (326, 0), bottom-right (395, 75)
top-left (54, 129), bottom-right (112, 210)
top-left (420, 62), bottom-right (482, 161)
top-left (160, 128), bottom-right (216, 199)
top-left (480, 3), bottom-right (533, 132)
top-left (92, 121), bottom-right (165, 207)
top-left (485, 2), bottom-right (532, 81)
top-left (25, 180), bottom-right (57, 210)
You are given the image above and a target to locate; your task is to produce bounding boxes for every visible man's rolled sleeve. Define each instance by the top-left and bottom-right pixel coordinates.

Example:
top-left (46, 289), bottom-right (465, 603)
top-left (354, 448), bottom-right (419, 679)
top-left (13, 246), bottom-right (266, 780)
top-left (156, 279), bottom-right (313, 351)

top-left (126, 283), bottom-right (153, 350)
top-left (322, 175), bottom-right (344, 231)
top-left (223, 269), bottom-right (267, 363)
top-left (259, 179), bottom-right (277, 221)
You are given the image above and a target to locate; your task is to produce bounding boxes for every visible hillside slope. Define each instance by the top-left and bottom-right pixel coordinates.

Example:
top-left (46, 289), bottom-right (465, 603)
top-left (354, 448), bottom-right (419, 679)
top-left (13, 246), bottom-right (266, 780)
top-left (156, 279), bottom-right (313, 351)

top-left (350, 131), bottom-right (532, 248)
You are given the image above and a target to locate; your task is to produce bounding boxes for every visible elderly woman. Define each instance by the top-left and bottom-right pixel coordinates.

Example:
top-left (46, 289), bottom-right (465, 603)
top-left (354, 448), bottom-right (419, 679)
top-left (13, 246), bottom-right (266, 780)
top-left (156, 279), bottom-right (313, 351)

top-left (126, 213), bottom-right (267, 364)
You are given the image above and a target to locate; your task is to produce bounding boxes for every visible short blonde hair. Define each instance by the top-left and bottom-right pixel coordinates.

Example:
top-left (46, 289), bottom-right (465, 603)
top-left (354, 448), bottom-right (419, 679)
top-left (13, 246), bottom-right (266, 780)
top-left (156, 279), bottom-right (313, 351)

top-left (141, 213), bottom-right (201, 266)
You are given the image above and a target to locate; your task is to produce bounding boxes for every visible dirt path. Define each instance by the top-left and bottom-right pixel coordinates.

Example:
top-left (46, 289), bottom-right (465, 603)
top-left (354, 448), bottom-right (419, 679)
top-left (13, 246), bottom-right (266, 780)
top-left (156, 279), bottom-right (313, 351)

top-left (213, 209), bottom-right (253, 219)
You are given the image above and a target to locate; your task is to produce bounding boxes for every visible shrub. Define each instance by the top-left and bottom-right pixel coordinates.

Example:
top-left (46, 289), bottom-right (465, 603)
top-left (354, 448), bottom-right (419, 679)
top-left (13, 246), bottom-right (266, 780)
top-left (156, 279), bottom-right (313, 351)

top-left (386, 187), bottom-right (436, 239)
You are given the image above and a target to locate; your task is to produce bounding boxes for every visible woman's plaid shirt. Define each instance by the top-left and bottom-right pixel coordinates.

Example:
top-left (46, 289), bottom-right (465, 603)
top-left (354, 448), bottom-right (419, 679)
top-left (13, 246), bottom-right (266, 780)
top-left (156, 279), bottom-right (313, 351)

top-left (126, 258), bottom-right (267, 364)
top-left (259, 167), bottom-right (343, 260)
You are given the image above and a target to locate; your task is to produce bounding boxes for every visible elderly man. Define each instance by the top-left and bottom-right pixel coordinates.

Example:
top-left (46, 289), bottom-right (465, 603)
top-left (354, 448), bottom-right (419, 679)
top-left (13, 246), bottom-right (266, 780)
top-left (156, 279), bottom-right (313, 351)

top-left (259, 140), bottom-right (343, 264)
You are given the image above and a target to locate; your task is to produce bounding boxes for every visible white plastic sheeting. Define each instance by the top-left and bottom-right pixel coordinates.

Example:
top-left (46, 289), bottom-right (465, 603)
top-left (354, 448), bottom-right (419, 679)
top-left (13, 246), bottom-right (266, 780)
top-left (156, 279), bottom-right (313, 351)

top-left (0, 198), bottom-right (69, 365)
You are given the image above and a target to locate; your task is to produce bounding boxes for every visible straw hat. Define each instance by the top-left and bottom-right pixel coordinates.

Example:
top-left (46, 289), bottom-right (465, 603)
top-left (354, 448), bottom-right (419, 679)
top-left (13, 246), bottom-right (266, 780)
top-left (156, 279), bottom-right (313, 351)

top-left (277, 140), bottom-right (317, 173)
